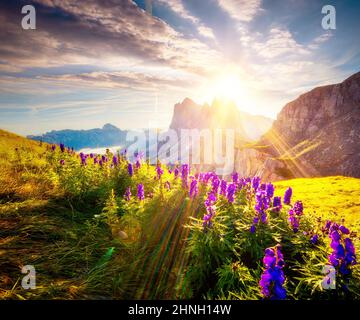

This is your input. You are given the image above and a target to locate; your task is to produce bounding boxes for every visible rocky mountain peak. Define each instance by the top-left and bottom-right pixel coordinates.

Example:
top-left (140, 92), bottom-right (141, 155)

top-left (260, 71), bottom-right (360, 178)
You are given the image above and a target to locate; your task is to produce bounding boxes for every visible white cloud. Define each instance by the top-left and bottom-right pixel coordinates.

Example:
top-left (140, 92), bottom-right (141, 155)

top-left (218, 0), bottom-right (262, 22)
top-left (253, 27), bottom-right (311, 59)
top-left (157, 0), bottom-right (216, 39)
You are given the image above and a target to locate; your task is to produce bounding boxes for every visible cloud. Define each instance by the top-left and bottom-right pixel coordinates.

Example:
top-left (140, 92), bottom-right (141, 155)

top-left (39, 70), bottom-right (200, 92)
top-left (308, 32), bottom-right (333, 50)
top-left (0, 0), bottom-right (220, 75)
top-left (156, 0), bottom-right (216, 39)
top-left (253, 27), bottom-right (311, 59)
top-left (218, 0), bottom-right (262, 22)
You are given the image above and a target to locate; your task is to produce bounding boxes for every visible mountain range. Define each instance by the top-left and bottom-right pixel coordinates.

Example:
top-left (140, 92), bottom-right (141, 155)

top-left (28, 99), bottom-right (273, 150)
top-left (27, 71), bottom-right (360, 180)
top-left (28, 123), bottom-right (127, 150)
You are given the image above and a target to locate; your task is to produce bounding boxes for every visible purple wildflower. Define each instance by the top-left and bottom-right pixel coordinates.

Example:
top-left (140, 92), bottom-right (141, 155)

top-left (328, 224), bottom-right (356, 275)
top-left (112, 156), bottom-right (118, 166)
top-left (226, 183), bottom-right (237, 203)
top-left (220, 180), bottom-right (227, 196)
top-left (189, 179), bottom-right (198, 198)
top-left (51, 145), bottom-right (56, 152)
top-left (137, 184), bottom-right (145, 201)
top-left (253, 189), bottom-right (270, 226)
top-left (255, 189), bottom-right (270, 213)
top-left (204, 192), bottom-right (217, 207)
top-left (232, 172), bottom-right (239, 184)
top-left (60, 143), bottom-right (65, 153)
top-left (251, 176), bottom-right (261, 191)
top-left (181, 164), bottom-right (189, 187)
top-left (174, 167), bottom-right (179, 179)
top-left (250, 224), bottom-right (256, 233)
top-left (293, 201), bottom-right (303, 215)
top-left (288, 209), bottom-right (300, 232)
top-left (60, 159), bottom-right (65, 165)
top-left (80, 153), bottom-right (87, 166)
top-left (156, 165), bottom-right (164, 179)
top-left (310, 234), bottom-right (319, 244)
top-left (259, 245), bottom-right (286, 300)
top-left (283, 187), bottom-right (292, 205)
top-left (128, 163), bottom-right (133, 177)
top-left (211, 176), bottom-right (220, 194)
top-left (266, 183), bottom-right (274, 198)
top-left (272, 196), bottom-right (282, 213)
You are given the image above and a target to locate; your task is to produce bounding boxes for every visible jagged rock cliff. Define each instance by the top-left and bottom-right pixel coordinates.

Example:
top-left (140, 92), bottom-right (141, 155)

top-left (170, 98), bottom-right (273, 141)
top-left (261, 71), bottom-right (360, 178)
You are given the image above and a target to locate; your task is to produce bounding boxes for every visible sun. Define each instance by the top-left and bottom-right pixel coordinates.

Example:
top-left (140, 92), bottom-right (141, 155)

top-left (199, 72), bottom-right (249, 107)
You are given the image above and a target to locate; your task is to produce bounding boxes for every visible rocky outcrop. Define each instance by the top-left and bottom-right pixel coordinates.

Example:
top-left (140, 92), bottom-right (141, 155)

top-left (261, 71), bottom-right (360, 178)
top-left (170, 98), bottom-right (273, 141)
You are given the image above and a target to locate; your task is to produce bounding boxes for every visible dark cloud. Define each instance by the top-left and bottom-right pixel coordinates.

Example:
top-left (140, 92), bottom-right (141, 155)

top-left (0, 0), bottom-right (214, 73)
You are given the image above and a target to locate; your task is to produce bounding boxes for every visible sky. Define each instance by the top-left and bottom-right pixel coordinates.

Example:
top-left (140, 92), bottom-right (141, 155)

top-left (0, 0), bottom-right (359, 135)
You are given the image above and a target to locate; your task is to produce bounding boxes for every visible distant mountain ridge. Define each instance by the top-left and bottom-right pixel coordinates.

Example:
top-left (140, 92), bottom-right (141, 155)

top-left (28, 123), bottom-right (127, 150)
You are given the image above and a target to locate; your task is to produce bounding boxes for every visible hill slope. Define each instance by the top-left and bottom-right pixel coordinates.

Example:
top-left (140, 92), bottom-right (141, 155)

top-left (0, 129), bottom-right (359, 300)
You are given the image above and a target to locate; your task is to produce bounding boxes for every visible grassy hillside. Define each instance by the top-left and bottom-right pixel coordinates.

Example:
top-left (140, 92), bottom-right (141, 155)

top-left (0, 129), bottom-right (359, 300)
top-left (274, 177), bottom-right (360, 232)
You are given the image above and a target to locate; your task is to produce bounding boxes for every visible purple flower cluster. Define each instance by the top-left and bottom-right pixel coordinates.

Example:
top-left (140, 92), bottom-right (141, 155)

top-left (156, 165), bottom-right (164, 179)
top-left (293, 200), bottom-right (303, 215)
top-left (310, 234), bottom-right (319, 244)
top-left (288, 201), bottom-right (304, 232)
top-left (80, 152), bottom-right (87, 166)
top-left (232, 172), bottom-right (239, 184)
top-left (288, 209), bottom-right (300, 232)
top-left (135, 151), bottom-right (143, 169)
top-left (251, 176), bottom-right (261, 191)
top-left (128, 163), bottom-right (133, 176)
top-left (272, 196), bottom-right (282, 213)
top-left (328, 223), bottom-right (356, 275)
top-left (266, 183), bottom-right (274, 198)
top-left (211, 176), bottom-right (220, 194)
top-left (137, 184), bottom-right (145, 201)
top-left (189, 178), bottom-right (198, 198)
top-left (283, 187), bottom-right (292, 205)
top-left (259, 245), bottom-right (286, 300)
top-left (220, 180), bottom-right (227, 196)
top-left (203, 192), bottom-right (217, 230)
top-left (181, 164), bottom-right (189, 187)
top-left (60, 143), bottom-right (65, 153)
top-left (226, 183), bottom-right (237, 203)
top-left (250, 187), bottom-right (271, 232)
